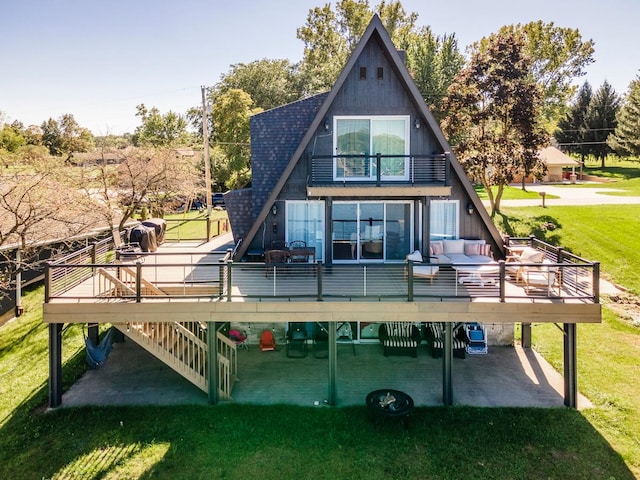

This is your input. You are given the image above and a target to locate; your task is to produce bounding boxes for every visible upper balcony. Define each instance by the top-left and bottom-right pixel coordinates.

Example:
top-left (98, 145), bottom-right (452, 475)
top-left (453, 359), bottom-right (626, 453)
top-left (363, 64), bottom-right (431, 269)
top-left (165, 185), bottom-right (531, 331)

top-left (308, 153), bottom-right (451, 197)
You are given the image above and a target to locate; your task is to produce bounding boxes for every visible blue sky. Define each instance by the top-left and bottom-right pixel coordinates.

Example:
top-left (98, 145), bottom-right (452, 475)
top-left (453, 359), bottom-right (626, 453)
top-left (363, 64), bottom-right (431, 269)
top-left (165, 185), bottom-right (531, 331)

top-left (2, 0), bottom-right (638, 135)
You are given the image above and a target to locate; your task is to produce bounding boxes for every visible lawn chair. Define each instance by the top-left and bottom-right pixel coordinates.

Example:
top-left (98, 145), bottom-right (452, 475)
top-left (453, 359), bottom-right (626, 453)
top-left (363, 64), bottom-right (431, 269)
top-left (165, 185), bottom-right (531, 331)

top-left (229, 329), bottom-right (248, 351)
top-left (259, 330), bottom-right (276, 352)
top-left (465, 322), bottom-right (488, 355)
top-left (285, 322), bottom-right (308, 358)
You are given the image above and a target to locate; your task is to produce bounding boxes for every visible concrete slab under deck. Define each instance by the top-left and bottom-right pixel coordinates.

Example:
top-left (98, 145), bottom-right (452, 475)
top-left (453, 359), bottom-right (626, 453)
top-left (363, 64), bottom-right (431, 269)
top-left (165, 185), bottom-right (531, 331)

top-left (61, 338), bottom-right (592, 410)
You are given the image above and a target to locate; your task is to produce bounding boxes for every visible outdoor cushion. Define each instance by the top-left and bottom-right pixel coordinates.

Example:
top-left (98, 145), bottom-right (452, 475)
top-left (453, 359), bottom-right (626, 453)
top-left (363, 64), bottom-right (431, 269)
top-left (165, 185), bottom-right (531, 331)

top-left (443, 239), bottom-right (465, 254)
top-left (430, 241), bottom-right (444, 255)
top-left (406, 250), bottom-right (423, 262)
top-left (519, 247), bottom-right (545, 263)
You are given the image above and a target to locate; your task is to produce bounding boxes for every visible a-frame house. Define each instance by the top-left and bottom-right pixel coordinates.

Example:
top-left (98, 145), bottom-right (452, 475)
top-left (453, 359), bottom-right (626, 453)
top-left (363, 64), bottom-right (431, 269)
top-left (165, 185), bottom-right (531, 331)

top-left (227, 14), bottom-right (503, 264)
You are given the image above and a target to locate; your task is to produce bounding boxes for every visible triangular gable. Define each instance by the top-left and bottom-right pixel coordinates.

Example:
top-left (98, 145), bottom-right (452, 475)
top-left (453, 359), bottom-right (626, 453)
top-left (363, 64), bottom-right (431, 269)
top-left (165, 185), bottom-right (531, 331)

top-left (236, 14), bottom-right (503, 259)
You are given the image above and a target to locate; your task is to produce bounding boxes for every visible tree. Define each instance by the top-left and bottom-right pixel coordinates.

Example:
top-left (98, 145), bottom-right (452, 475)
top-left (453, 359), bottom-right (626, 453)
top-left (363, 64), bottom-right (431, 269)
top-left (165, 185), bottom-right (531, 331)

top-left (133, 104), bottom-right (193, 147)
top-left (555, 81), bottom-right (592, 161)
top-left (0, 123), bottom-right (26, 153)
top-left (297, 1), bottom-right (423, 92)
top-left (0, 150), bottom-right (98, 302)
top-left (76, 145), bottom-right (201, 233)
top-left (442, 28), bottom-right (548, 216)
top-left (608, 75), bottom-right (640, 158)
top-left (40, 114), bottom-right (94, 161)
top-left (406, 27), bottom-right (465, 120)
top-left (585, 81), bottom-right (620, 167)
top-left (213, 59), bottom-right (305, 112)
top-left (211, 89), bottom-right (262, 190)
top-left (493, 22), bottom-right (595, 133)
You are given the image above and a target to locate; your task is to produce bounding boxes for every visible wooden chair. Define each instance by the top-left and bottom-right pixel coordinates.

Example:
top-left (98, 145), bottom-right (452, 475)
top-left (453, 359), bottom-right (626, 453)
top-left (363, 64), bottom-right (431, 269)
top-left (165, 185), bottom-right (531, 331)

top-left (264, 249), bottom-right (289, 277)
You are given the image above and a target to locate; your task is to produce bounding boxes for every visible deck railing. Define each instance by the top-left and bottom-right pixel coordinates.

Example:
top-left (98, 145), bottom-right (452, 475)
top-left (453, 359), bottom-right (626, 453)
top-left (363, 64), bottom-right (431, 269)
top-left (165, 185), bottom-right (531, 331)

top-left (45, 253), bottom-right (599, 304)
top-left (309, 153), bottom-right (449, 185)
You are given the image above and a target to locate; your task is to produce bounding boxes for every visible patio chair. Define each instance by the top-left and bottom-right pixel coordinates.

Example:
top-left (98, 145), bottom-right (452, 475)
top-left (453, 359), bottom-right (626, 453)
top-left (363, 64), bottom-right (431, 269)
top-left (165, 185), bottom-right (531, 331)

top-left (521, 259), bottom-right (560, 295)
top-left (378, 322), bottom-right (421, 357)
top-left (259, 330), bottom-right (276, 352)
top-left (289, 240), bottom-right (309, 263)
top-left (336, 322), bottom-right (356, 356)
top-left (286, 322), bottom-right (308, 358)
top-left (271, 240), bottom-right (288, 250)
top-left (465, 322), bottom-right (488, 355)
top-left (264, 249), bottom-right (289, 277)
top-left (312, 322), bottom-right (329, 358)
top-left (229, 329), bottom-right (249, 351)
top-left (425, 322), bottom-right (468, 359)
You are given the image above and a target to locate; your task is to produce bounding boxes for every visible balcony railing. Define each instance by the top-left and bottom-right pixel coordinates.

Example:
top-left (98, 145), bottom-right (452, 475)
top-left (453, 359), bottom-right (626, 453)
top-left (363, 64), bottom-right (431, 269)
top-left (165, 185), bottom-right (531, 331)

top-left (309, 153), bottom-right (449, 185)
top-left (45, 248), bottom-right (599, 304)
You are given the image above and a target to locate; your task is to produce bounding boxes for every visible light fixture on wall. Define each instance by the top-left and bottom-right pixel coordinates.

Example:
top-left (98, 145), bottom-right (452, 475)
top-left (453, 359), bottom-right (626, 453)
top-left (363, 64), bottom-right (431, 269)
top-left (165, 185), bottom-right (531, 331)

top-left (272, 204), bottom-right (278, 216)
top-left (467, 203), bottom-right (474, 215)
top-left (324, 118), bottom-right (330, 131)
top-left (414, 117), bottom-right (421, 129)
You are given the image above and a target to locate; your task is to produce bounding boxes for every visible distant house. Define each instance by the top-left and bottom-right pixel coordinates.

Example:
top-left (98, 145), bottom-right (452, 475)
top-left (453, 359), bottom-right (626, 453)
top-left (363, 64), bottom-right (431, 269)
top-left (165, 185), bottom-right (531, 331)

top-left (513, 146), bottom-right (580, 184)
top-left (539, 146), bottom-right (580, 182)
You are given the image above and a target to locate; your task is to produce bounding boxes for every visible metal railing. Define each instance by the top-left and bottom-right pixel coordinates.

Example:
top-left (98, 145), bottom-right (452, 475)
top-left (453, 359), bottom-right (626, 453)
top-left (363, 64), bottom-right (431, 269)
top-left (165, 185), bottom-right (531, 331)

top-left (46, 255), bottom-right (599, 304)
top-left (310, 153), bottom-right (449, 185)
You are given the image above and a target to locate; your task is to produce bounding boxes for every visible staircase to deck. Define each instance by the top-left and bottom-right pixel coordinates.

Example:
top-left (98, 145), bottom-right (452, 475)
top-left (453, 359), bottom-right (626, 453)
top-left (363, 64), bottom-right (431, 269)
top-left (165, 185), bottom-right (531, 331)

top-left (101, 268), bottom-right (236, 399)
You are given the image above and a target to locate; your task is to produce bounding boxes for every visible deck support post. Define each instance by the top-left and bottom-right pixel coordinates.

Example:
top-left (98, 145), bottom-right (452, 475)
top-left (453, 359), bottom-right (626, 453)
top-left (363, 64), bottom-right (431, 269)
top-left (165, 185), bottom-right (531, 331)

top-left (563, 323), bottom-right (577, 408)
top-left (442, 322), bottom-right (453, 406)
top-left (521, 323), bottom-right (532, 348)
top-left (48, 323), bottom-right (63, 408)
top-left (328, 322), bottom-right (337, 406)
top-left (207, 321), bottom-right (218, 405)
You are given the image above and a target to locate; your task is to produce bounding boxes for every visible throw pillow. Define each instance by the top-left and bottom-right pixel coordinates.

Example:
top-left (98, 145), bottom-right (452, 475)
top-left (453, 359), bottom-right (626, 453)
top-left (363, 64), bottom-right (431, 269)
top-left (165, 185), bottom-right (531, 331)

top-left (464, 243), bottom-right (480, 256)
top-left (443, 239), bottom-right (465, 254)
top-left (431, 241), bottom-right (444, 255)
top-left (478, 244), bottom-right (491, 257)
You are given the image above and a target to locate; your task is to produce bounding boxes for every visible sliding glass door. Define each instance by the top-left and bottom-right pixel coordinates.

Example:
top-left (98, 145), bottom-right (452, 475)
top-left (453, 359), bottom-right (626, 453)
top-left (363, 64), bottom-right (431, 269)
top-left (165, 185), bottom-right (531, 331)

top-left (332, 201), bottom-right (412, 262)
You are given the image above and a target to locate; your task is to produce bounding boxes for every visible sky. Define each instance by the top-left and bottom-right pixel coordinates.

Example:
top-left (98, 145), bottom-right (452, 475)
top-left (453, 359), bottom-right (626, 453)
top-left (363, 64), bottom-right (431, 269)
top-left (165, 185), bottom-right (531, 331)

top-left (2, 0), bottom-right (639, 135)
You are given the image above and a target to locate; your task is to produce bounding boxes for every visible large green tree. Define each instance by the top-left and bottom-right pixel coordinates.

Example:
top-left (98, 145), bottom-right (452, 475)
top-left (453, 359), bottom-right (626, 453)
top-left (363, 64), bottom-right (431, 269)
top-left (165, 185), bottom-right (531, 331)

top-left (211, 59), bottom-right (304, 112)
top-left (40, 114), bottom-right (94, 161)
top-left (442, 28), bottom-right (547, 216)
top-left (555, 81), bottom-right (592, 161)
top-left (211, 89), bottom-right (262, 190)
top-left (608, 75), bottom-right (640, 158)
top-left (492, 21), bottom-right (595, 133)
top-left (585, 81), bottom-right (620, 167)
top-left (133, 104), bottom-right (192, 147)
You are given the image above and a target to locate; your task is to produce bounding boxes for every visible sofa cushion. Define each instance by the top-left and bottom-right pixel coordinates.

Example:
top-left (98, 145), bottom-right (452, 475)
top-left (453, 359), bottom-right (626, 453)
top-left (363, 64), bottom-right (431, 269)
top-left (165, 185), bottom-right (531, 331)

top-left (406, 250), bottom-right (423, 262)
top-left (464, 243), bottom-right (480, 256)
top-left (443, 239), bottom-right (465, 254)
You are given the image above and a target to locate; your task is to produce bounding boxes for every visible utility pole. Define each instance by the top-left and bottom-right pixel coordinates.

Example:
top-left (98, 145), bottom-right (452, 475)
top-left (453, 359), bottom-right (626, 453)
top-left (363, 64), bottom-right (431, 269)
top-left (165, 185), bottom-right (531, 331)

top-left (201, 85), bottom-right (212, 216)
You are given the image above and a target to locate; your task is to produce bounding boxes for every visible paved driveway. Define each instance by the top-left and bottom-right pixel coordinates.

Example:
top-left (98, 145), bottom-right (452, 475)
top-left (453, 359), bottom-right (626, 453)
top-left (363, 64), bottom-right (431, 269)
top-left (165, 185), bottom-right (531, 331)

top-left (491, 183), bottom-right (640, 207)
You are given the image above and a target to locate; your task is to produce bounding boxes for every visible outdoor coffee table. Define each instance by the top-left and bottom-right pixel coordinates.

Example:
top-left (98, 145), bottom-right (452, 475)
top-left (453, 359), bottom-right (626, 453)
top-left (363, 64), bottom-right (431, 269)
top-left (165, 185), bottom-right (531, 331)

top-left (452, 262), bottom-right (500, 288)
top-left (365, 389), bottom-right (414, 429)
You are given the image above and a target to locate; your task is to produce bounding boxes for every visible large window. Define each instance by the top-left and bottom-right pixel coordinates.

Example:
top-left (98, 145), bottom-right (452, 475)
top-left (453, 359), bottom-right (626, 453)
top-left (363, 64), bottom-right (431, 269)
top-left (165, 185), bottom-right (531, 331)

top-left (430, 200), bottom-right (459, 240)
top-left (334, 116), bottom-right (409, 181)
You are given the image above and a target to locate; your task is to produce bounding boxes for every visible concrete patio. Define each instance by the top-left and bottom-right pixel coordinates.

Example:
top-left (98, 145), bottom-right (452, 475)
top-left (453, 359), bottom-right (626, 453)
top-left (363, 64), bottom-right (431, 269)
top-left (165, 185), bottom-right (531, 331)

top-left (61, 336), bottom-right (592, 410)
